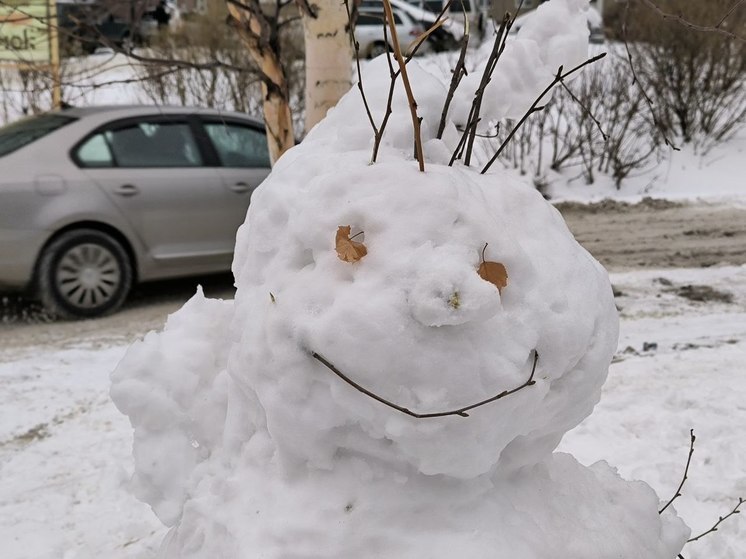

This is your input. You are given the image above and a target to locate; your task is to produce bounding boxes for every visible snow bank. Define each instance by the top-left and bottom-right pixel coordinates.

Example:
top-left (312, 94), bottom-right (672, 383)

top-left (111, 1), bottom-right (689, 556)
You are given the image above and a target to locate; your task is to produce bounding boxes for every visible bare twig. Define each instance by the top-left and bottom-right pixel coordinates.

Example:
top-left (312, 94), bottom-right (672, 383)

top-left (381, 0), bottom-right (425, 171)
top-left (463, 13), bottom-right (511, 166)
top-left (372, 13), bottom-right (399, 162)
top-left (637, 0), bottom-right (745, 42)
top-left (621, 1), bottom-right (679, 151)
top-left (481, 53), bottom-right (606, 174)
top-left (686, 497), bottom-right (744, 543)
top-left (659, 429), bottom-right (696, 514)
top-left (311, 350), bottom-right (539, 419)
top-left (437, 24), bottom-right (470, 139)
top-left (345, 0), bottom-right (452, 163)
top-left (343, 0), bottom-right (380, 143)
top-left (558, 80), bottom-right (607, 142)
top-left (407, 0), bottom-right (456, 60)
top-left (715, 0), bottom-right (746, 28)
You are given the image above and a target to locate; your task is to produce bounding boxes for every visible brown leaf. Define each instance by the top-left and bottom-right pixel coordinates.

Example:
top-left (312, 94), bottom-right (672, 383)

top-left (478, 261), bottom-right (508, 293)
top-left (335, 225), bottom-right (368, 263)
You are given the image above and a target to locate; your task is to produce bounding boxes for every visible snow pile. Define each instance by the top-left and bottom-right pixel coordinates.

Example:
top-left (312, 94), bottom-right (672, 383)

top-left (111, 1), bottom-right (689, 556)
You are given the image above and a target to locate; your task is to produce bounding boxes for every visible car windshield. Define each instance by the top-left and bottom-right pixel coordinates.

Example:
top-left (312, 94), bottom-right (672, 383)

top-left (0, 114), bottom-right (76, 157)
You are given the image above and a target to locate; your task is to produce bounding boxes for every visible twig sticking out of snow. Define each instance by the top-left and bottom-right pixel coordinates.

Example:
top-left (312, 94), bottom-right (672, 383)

top-left (464, 13), bottom-right (513, 166)
top-left (480, 53), bottom-right (607, 175)
top-left (659, 431), bottom-right (744, 559)
top-left (343, 0), bottom-right (381, 155)
top-left (436, 19), bottom-right (470, 140)
top-left (686, 497), bottom-right (744, 543)
top-left (311, 349), bottom-right (538, 419)
top-left (381, 0), bottom-right (425, 171)
top-left (659, 429), bottom-right (695, 515)
top-left (344, 0), bottom-right (454, 165)
top-left (677, 497), bottom-right (744, 559)
top-left (449, 13), bottom-right (511, 167)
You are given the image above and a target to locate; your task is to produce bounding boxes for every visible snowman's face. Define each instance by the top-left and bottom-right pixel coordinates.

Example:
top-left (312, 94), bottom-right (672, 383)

top-left (231, 154), bottom-right (618, 478)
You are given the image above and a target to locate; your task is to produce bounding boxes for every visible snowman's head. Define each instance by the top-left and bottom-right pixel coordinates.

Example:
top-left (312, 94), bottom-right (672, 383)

top-left (230, 153), bottom-right (618, 479)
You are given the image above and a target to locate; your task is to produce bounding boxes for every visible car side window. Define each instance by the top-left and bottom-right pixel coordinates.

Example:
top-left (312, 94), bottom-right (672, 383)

top-left (76, 133), bottom-right (114, 168)
top-left (104, 122), bottom-right (203, 168)
top-left (204, 123), bottom-right (271, 169)
top-left (357, 13), bottom-right (384, 25)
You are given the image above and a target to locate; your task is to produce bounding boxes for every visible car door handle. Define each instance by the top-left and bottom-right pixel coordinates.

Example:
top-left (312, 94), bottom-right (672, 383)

top-left (113, 184), bottom-right (139, 197)
top-left (230, 182), bottom-right (252, 194)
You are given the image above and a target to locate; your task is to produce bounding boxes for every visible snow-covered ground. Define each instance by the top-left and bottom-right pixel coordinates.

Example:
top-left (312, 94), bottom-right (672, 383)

top-left (0, 264), bottom-right (743, 559)
top-left (546, 130), bottom-right (746, 205)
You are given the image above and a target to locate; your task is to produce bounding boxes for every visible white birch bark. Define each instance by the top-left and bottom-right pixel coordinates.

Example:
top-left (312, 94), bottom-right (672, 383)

top-left (227, 0), bottom-right (295, 165)
top-left (299, 0), bottom-right (353, 131)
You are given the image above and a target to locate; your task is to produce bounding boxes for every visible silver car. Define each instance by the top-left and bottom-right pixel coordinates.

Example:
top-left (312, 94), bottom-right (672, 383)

top-left (0, 106), bottom-right (271, 318)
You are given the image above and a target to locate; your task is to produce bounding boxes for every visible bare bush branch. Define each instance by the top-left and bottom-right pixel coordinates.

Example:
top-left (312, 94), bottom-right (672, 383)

top-left (637, 0), bottom-right (745, 42)
top-left (659, 429), bottom-right (696, 514)
top-left (687, 497), bottom-right (744, 543)
top-left (480, 53), bottom-right (606, 174)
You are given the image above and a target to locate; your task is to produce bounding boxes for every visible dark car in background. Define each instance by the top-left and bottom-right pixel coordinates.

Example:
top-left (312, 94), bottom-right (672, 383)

top-left (0, 106), bottom-right (271, 319)
top-left (57, 1), bottom-right (172, 54)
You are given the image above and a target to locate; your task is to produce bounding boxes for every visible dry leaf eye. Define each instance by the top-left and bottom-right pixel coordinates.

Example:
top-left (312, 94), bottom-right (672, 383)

top-left (335, 225), bottom-right (368, 263)
top-left (477, 243), bottom-right (508, 293)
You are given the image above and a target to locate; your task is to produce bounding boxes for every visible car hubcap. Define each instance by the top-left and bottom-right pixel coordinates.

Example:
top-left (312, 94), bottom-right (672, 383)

top-left (55, 243), bottom-right (122, 309)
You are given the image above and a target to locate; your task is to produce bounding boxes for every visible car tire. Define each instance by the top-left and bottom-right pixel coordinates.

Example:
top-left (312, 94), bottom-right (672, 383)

top-left (36, 229), bottom-right (133, 320)
top-left (368, 41), bottom-right (389, 59)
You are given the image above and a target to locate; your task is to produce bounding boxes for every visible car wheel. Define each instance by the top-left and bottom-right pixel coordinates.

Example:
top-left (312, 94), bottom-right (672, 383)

top-left (36, 229), bottom-right (133, 319)
top-left (121, 33), bottom-right (135, 53)
top-left (368, 41), bottom-right (389, 59)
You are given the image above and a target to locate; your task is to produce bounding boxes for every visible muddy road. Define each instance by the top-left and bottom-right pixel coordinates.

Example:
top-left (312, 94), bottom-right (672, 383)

top-left (2, 198), bottom-right (745, 353)
top-left (557, 198), bottom-right (746, 271)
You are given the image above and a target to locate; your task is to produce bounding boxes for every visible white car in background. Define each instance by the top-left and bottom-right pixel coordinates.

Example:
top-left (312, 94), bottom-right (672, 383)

top-left (402, 0), bottom-right (488, 36)
top-left (357, 0), bottom-right (462, 58)
top-left (0, 106), bottom-right (271, 319)
top-left (356, 8), bottom-right (431, 58)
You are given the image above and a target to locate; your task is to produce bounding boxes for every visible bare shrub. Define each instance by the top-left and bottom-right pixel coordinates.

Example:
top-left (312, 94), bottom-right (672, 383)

top-left (595, 62), bottom-right (661, 187)
top-left (0, 62), bottom-right (74, 124)
top-left (492, 58), bottom-right (661, 189)
top-left (608, 0), bottom-right (746, 152)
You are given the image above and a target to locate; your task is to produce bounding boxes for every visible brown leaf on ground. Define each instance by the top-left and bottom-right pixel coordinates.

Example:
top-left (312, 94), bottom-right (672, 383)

top-left (336, 225), bottom-right (368, 263)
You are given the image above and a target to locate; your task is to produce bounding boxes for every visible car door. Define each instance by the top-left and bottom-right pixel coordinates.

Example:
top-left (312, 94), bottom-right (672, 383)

top-left (73, 115), bottom-right (234, 275)
top-left (199, 118), bottom-right (272, 231)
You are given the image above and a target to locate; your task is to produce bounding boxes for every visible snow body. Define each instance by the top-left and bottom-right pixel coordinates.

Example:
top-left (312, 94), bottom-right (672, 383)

top-left (111, 1), bottom-right (689, 556)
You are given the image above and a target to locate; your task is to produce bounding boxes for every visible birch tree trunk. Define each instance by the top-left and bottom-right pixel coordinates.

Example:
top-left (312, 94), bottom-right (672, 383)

top-left (299, 0), bottom-right (353, 131)
top-left (226, 0), bottom-right (295, 164)
top-left (227, 0), bottom-right (352, 162)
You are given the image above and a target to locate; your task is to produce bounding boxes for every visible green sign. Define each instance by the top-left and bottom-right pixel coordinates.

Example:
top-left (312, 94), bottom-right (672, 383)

top-left (0, 0), bottom-right (52, 64)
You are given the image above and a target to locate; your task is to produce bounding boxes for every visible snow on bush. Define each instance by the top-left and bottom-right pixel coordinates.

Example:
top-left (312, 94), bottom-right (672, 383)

top-left (111, 1), bottom-right (690, 556)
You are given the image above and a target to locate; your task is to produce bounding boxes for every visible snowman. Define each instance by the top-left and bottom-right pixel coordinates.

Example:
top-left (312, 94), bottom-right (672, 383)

top-left (112, 1), bottom-right (689, 556)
